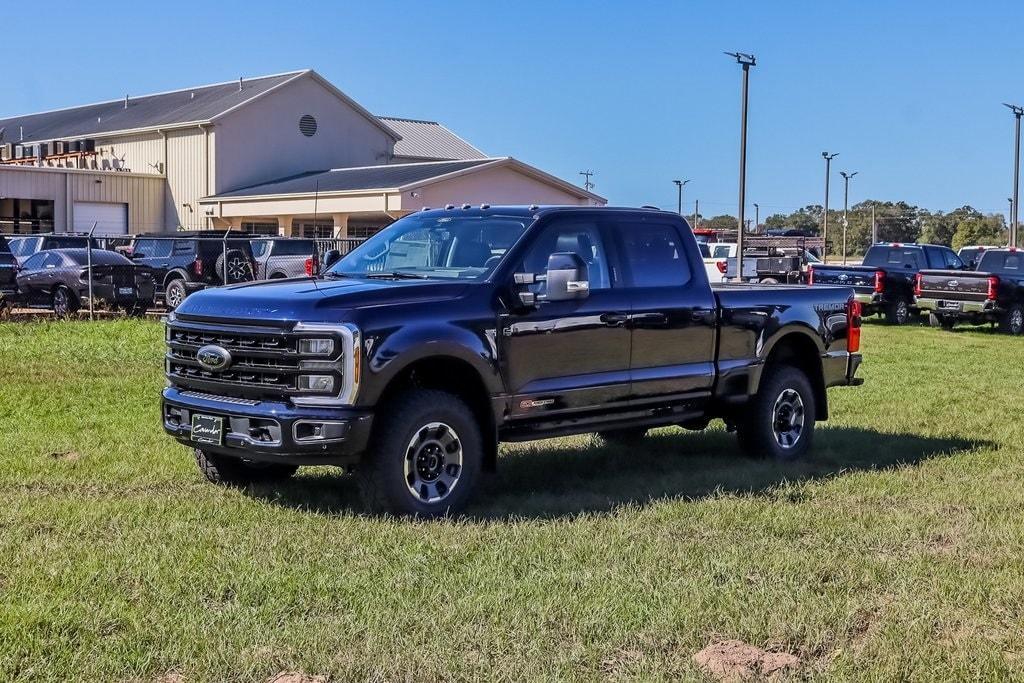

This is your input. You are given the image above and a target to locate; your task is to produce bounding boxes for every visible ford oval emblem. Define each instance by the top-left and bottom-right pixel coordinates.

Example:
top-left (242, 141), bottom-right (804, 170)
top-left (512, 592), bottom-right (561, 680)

top-left (838, 273), bottom-right (849, 282)
top-left (947, 280), bottom-right (959, 288)
top-left (196, 345), bottom-right (232, 372)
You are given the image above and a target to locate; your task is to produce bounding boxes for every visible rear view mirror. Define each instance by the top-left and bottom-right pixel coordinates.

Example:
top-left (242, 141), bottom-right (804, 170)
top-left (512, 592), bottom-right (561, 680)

top-left (545, 252), bottom-right (589, 301)
top-left (322, 249), bottom-right (342, 269)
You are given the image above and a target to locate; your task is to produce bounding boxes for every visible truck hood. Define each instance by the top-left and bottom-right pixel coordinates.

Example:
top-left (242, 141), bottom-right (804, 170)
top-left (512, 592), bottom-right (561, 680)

top-left (173, 276), bottom-right (471, 323)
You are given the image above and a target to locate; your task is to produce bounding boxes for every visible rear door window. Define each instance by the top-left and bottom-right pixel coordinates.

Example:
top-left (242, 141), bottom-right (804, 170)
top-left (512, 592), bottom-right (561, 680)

top-left (615, 221), bottom-right (692, 288)
top-left (133, 239), bottom-right (173, 258)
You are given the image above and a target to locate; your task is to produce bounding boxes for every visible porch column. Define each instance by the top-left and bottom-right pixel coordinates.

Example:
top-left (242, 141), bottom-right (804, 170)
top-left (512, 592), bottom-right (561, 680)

top-left (276, 215), bottom-right (294, 237)
top-left (332, 213), bottom-right (349, 239)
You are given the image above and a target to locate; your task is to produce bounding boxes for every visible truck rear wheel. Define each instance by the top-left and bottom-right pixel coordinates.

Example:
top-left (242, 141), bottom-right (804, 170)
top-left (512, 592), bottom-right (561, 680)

top-left (737, 365), bottom-right (816, 461)
top-left (358, 390), bottom-right (482, 517)
top-left (884, 296), bottom-right (910, 325)
top-left (999, 304), bottom-right (1024, 335)
top-left (194, 448), bottom-right (298, 485)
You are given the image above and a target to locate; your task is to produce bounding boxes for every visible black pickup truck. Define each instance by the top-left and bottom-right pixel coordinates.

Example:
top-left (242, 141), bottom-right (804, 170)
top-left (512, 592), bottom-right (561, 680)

top-left (915, 247), bottom-right (1024, 334)
top-left (0, 236), bottom-right (16, 299)
top-left (809, 243), bottom-right (965, 324)
top-left (162, 206), bottom-right (864, 516)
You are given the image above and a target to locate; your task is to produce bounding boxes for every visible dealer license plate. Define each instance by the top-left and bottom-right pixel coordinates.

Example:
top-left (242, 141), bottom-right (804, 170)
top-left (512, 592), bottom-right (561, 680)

top-left (939, 301), bottom-right (962, 311)
top-left (118, 287), bottom-right (135, 296)
top-left (191, 414), bottom-right (223, 445)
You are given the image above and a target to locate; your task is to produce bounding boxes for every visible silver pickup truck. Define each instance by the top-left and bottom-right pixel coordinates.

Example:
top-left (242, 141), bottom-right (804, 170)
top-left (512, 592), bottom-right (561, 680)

top-left (251, 238), bottom-right (318, 279)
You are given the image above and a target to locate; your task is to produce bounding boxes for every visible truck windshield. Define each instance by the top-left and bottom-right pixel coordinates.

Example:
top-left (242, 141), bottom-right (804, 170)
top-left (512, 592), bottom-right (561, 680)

top-left (329, 214), bottom-right (533, 280)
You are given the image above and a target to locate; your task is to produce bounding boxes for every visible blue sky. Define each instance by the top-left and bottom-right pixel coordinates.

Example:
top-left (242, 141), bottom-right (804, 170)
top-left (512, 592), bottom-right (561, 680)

top-left (5, 1), bottom-right (1023, 218)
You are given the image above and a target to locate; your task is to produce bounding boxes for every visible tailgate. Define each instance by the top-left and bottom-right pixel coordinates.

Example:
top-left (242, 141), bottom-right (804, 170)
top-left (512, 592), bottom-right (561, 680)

top-left (811, 265), bottom-right (876, 289)
top-left (918, 269), bottom-right (989, 301)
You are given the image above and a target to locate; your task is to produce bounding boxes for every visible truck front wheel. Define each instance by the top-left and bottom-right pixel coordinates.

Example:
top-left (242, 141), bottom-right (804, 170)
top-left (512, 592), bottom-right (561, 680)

top-left (358, 390), bottom-right (482, 517)
top-left (737, 365), bottom-right (816, 461)
top-left (194, 448), bottom-right (298, 485)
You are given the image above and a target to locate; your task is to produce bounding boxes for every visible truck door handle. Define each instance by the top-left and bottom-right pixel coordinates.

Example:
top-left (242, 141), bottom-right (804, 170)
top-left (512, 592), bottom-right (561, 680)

top-left (630, 312), bottom-right (668, 325)
top-left (600, 312), bottom-right (629, 327)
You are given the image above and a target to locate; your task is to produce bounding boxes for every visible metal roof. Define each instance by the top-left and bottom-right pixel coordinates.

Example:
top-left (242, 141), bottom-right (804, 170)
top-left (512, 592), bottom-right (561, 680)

top-left (378, 116), bottom-right (486, 161)
top-left (0, 70), bottom-right (401, 144)
top-left (212, 159), bottom-right (497, 198)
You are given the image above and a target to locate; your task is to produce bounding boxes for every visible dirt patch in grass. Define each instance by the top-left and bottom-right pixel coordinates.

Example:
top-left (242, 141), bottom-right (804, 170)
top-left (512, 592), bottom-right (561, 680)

top-left (48, 450), bottom-right (81, 462)
top-left (693, 640), bottom-right (800, 681)
top-left (266, 673), bottom-right (328, 683)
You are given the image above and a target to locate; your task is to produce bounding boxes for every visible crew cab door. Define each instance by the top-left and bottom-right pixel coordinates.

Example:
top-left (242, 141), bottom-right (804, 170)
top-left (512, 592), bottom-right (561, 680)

top-left (611, 218), bottom-right (718, 402)
top-left (499, 216), bottom-right (632, 419)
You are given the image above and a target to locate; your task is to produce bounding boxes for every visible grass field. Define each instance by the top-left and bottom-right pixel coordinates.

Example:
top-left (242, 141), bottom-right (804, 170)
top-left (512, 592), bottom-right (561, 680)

top-left (2, 318), bottom-right (1023, 681)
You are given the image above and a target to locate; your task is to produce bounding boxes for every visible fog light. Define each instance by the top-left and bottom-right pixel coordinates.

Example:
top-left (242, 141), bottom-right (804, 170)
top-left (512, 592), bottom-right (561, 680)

top-left (299, 338), bottom-right (334, 355)
top-left (298, 374), bottom-right (334, 392)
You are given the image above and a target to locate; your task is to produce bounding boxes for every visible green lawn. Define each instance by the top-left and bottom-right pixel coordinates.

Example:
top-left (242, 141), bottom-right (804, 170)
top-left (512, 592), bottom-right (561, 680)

top-left (1, 318), bottom-right (1023, 681)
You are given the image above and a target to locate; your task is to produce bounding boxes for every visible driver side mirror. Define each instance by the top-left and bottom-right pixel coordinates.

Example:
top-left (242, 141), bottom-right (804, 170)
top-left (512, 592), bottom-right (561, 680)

top-left (322, 249), bottom-right (342, 269)
top-left (544, 252), bottom-right (590, 301)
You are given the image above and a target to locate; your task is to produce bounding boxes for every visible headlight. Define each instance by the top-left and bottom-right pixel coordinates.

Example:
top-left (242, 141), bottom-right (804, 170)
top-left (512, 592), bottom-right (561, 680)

top-left (298, 374), bottom-right (335, 392)
top-left (299, 338), bottom-right (335, 355)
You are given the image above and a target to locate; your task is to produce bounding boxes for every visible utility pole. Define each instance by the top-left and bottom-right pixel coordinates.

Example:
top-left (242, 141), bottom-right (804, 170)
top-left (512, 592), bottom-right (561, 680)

top-left (1004, 103), bottom-right (1023, 246)
top-left (840, 171), bottom-right (858, 265)
top-left (673, 179), bottom-right (690, 215)
top-left (822, 152), bottom-right (838, 261)
top-left (753, 203), bottom-right (759, 233)
top-left (1009, 197), bottom-right (1014, 237)
top-left (579, 170), bottom-right (595, 192)
top-left (694, 199), bottom-right (700, 229)
top-left (726, 51), bottom-right (755, 278)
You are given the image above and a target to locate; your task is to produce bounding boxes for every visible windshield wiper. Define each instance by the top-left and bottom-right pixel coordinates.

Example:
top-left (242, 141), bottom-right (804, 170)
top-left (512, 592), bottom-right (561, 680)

top-left (322, 271), bottom-right (352, 279)
top-left (363, 271), bottom-right (430, 280)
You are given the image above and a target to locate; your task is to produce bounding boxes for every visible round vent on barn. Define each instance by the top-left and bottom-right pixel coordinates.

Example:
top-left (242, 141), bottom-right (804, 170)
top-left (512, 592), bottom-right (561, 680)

top-left (299, 114), bottom-right (318, 137)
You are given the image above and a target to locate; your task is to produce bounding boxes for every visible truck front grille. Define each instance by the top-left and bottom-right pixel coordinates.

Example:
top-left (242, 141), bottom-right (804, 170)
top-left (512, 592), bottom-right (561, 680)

top-left (165, 319), bottom-right (347, 403)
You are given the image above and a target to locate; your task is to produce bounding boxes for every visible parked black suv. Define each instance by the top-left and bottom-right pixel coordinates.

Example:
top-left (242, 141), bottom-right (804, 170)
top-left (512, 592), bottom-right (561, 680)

top-left (162, 206), bottom-right (864, 517)
top-left (127, 234), bottom-right (256, 309)
top-left (809, 243), bottom-right (965, 324)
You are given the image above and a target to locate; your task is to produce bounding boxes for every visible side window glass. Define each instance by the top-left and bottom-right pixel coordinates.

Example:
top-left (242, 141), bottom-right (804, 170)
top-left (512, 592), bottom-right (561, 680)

top-left (520, 220), bottom-right (611, 292)
top-left (172, 240), bottom-right (195, 256)
top-left (41, 253), bottom-right (62, 268)
top-left (616, 222), bottom-right (692, 288)
top-left (22, 252), bottom-right (46, 270)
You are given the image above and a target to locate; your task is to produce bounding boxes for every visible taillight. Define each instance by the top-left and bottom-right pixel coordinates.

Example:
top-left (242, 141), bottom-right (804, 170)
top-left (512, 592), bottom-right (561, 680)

top-left (987, 275), bottom-right (999, 300)
top-left (807, 267), bottom-right (814, 285)
top-left (874, 270), bottom-right (885, 293)
top-left (914, 273), bottom-right (923, 297)
top-left (192, 256), bottom-right (203, 276)
top-left (847, 298), bottom-right (862, 353)
top-left (304, 256), bottom-right (315, 277)
top-left (715, 260), bottom-right (727, 274)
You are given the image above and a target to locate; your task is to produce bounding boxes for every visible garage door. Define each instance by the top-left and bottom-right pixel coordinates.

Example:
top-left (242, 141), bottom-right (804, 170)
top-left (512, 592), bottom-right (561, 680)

top-left (73, 201), bottom-right (128, 235)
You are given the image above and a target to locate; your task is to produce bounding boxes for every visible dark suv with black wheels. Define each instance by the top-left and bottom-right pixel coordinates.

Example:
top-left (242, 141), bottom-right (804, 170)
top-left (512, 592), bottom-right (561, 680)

top-left (128, 234), bottom-right (256, 309)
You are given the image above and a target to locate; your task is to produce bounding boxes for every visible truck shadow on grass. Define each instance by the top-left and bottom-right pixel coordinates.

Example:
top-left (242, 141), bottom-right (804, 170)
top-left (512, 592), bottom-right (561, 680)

top-left (245, 427), bottom-right (987, 520)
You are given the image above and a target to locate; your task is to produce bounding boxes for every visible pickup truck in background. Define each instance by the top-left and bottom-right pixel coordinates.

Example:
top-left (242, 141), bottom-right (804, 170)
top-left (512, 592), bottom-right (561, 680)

top-left (0, 236), bottom-right (16, 300)
top-left (958, 245), bottom-right (1001, 271)
top-left (162, 206), bottom-right (863, 517)
top-left (809, 242), bottom-right (965, 324)
top-left (251, 238), bottom-right (319, 279)
top-left (915, 247), bottom-right (1024, 334)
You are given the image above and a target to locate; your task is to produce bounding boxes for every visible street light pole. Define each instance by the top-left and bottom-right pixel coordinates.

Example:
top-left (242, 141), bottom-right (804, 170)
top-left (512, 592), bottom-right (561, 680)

top-left (1009, 197), bottom-right (1014, 236)
top-left (1004, 103), bottom-right (1023, 247)
top-left (822, 152), bottom-right (838, 260)
top-left (726, 51), bottom-right (755, 279)
top-left (694, 199), bottom-right (699, 229)
top-left (840, 171), bottom-right (858, 265)
top-left (673, 179), bottom-right (690, 215)
top-left (753, 203), bottom-right (759, 233)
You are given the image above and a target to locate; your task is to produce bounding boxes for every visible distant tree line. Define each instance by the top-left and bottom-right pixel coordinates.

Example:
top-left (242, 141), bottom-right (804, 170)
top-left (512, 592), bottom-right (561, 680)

top-left (693, 202), bottom-right (1009, 255)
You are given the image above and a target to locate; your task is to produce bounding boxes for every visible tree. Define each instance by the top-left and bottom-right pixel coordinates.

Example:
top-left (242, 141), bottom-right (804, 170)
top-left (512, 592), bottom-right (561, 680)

top-left (951, 216), bottom-right (1007, 251)
top-left (702, 214), bottom-right (739, 230)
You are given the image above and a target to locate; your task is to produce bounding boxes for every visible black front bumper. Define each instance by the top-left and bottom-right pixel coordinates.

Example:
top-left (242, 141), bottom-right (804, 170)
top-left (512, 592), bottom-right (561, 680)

top-left (162, 387), bottom-right (373, 466)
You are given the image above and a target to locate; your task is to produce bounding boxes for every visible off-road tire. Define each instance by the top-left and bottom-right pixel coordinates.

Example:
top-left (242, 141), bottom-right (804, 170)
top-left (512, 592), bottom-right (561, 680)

top-left (357, 390), bottom-right (482, 518)
top-left (999, 303), bottom-right (1024, 335)
top-left (215, 249), bottom-right (253, 285)
top-left (194, 448), bottom-right (298, 486)
top-left (52, 286), bottom-right (79, 318)
top-left (737, 364), bottom-right (816, 462)
top-left (597, 427), bottom-right (649, 444)
top-left (884, 296), bottom-right (911, 325)
top-left (164, 279), bottom-right (187, 310)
